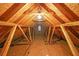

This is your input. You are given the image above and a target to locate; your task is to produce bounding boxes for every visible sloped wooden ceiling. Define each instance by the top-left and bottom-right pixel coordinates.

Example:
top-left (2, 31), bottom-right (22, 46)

top-left (0, 3), bottom-right (79, 46)
top-left (65, 3), bottom-right (79, 17)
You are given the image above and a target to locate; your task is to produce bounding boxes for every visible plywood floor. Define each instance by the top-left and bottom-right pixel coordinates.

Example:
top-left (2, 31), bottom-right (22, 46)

top-left (26, 37), bottom-right (72, 56)
top-left (7, 36), bottom-right (73, 56)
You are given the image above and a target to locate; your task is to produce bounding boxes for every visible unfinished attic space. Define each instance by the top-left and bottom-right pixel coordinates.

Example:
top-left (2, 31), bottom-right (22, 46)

top-left (0, 3), bottom-right (79, 56)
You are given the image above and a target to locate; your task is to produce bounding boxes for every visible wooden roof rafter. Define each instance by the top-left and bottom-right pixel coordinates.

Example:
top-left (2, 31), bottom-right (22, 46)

top-left (40, 3), bottom-right (79, 46)
top-left (0, 3), bottom-right (26, 21)
top-left (60, 25), bottom-right (79, 56)
top-left (40, 3), bottom-right (64, 24)
top-left (1, 5), bottom-right (36, 42)
top-left (53, 3), bottom-right (79, 39)
top-left (53, 3), bottom-right (79, 21)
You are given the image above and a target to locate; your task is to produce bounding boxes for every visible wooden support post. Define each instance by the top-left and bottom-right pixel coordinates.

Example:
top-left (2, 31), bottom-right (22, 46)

top-left (32, 27), bottom-right (34, 40)
top-left (18, 25), bottom-right (29, 41)
top-left (28, 27), bottom-right (32, 42)
top-left (60, 25), bottom-right (79, 56)
top-left (49, 27), bottom-right (55, 44)
top-left (0, 25), bottom-right (17, 56)
top-left (47, 27), bottom-right (51, 43)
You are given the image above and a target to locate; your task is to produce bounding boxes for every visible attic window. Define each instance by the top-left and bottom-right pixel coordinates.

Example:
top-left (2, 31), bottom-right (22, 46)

top-left (38, 25), bottom-right (41, 31)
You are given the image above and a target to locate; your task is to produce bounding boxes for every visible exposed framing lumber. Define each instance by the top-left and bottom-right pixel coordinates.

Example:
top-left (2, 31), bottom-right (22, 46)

top-left (0, 25), bottom-right (17, 56)
top-left (0, 4), bottom-right (79, 56)
top-left (0, 20), bottom-right (29, 27)
top-left (49, 27), bottom-right (55, 44)
top-left (47, 27), bottom-right (51, 42)
top-left (0, 4), bottom-right (14, 16)
top-left (40, 3), bottom-right (79, 46)
top-left (56, 21), bottom-right (79, 27)
top-left (19, 25), bottom-right (28, 28)
top-left (60, 25), bottom-right (79, 56)
top-left (62, 21), bottom-right (79, 26)
top-left (0, 4), bottom-right (36, 42)
top-left (28, 27), bottom-right (32, 42)
top-left (40, 4), bottom-right (68, 41)
top-left (15, 4), bottom-right (36, 24)
top-left (40, 3), bottom-right (65, 24)
top-left (0, 21), bottom-right (15, 26)
top-left (0, 20), bottom-right (33, 44)
top-left (53, 3), bottom-right (79, 21)
top-left (43, 15), bottom-right (54, 26)
top-left (18, 25), bottom-right (30, 41)
top-left (66, 29), bottom-right (79, 46)
top-left (0, 4), bottom-right (33, 35)
top-left (0, 3), bottom-right (26, 21)
top-left (53, 3), bottom-right (79, 41)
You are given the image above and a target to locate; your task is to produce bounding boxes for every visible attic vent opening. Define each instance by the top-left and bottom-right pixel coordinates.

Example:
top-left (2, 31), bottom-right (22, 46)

top-left (37, 14), bottom-right (42, 20)
top-left (36, 14), bottom-right (44, 21)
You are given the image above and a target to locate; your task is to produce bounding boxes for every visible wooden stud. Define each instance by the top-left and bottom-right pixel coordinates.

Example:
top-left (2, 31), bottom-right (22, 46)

top-left (60, 25), bottom-right (79, 56)
top-left (47, 27), bottom-right (51, 42)
top-left (18, 25), bottom-right (29, 41)
top-left (28, 27), bottom-right (32, 42)
top-left (0, 25), bottom-right (17, 56)
top-left (49, 27), bottom-right (55, 44)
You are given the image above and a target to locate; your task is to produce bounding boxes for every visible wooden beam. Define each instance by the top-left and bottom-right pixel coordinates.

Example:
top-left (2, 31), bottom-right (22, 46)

top-left (53, 3), bottom-right (79, 21)
top-left (53, 14), bottom-right (65, 24)
top-left (56, 21), bottom-right (79, 27)
top-left (40, 3), bottom-right (55, 14)
top-left (47, 27), bottom-right (51, 42)
top-left (49, 27), bottom-right (55, 44)
top-left (60, 25), bottom-right (79, 56)
top-left (0, 3), bottom-right (25, 21)
top-left (0, 21), bottom-right (15, 26)
top-left (0, 4), bottom-right (34, 43)
top-left (40, 3), bottom-right (79, 46)
top-left (14, 4), bottom-right (36, 24)
top-left (0, 25), bottom-right (17, 56)
top-left (0, 11), bottom-right (35, 44)
top-left (43, 15), bottom-right (54, 26)
top-left (28, 27), bottom-right (32, 42)
top-left (18, 25), bottom-right (29, 41)
top-left (67, 29), bottom-right (79, 46)
top-left (62, 21), bottom-right (79, 26)
top-left (40, 3), bottom-right (65, 24)
top-left (53, 3), bottom-right (79, 42)
top-left (0, 24), bottom-right (27, 43)
top-left (0, 20), bottom-right (34, 27)
top-left (40, 3), bottom-right (64, 26)
top-left (0, 4), bottom-right (14, 16)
